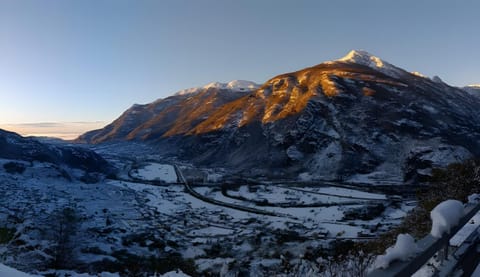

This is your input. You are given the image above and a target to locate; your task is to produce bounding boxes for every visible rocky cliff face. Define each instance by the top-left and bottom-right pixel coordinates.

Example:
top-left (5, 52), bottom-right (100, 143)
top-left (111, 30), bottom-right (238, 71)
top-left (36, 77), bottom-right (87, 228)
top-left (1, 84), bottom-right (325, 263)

top-left (78, 51), bottom-right (480, 183)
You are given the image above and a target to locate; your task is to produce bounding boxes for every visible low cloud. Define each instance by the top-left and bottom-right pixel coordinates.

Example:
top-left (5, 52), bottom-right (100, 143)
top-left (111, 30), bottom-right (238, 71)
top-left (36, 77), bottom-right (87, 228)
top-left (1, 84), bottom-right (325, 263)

top-left (0, 121), bottom-right (106, 140)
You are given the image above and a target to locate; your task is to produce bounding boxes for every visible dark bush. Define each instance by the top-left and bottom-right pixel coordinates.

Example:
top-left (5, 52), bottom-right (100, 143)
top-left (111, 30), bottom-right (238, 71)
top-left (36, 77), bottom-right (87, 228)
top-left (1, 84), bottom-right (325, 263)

top-left (3, 162), bottom-right (26, 174)
top-left (92, 250), bottom-right (198, 276)
top-left (0, 227), bottom-right (15, 244)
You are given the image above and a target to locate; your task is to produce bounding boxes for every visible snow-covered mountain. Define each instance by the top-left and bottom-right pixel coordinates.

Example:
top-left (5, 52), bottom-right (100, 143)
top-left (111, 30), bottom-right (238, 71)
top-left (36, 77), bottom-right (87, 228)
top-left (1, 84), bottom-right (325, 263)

top-left (332, 50), bottom-right (408, 79)
top-left (78, 50), bottom-right (480, 183)
top-left (0, 128), bottom-right (111, 174)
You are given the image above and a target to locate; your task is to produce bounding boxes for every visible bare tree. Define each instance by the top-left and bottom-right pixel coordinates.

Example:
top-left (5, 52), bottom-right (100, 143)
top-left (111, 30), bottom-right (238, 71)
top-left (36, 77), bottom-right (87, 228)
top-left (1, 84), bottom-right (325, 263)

top-left (48, 205), bottom-right (80, 269)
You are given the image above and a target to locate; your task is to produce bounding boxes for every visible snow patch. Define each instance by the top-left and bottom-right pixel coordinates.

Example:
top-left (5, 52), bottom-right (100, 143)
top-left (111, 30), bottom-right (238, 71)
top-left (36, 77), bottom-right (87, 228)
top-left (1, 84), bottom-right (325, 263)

top-left (175, 87), bottom-right (203, 96)
top-left (286, 145), bottom-right (304, 160)
top-left (175, 80), bottom-right (259, 95)
top-left (430, 200), bottom-right (464, 238)
top-left (411, 71), bottom-right (427, 78)
top-left (468, 194), bottom-right (480, 204)
top-left (449, 211), bottom-right (480, 247)
top-left (226, 80), bottom-right (260, 91)
top-left (131, 163), bottom-right (178, 183)
top-left (374, 234), bottom-right (419, 269)
top-left (158, 269), bottom-right (191, 277)
top-left (336, 50), bottom-right (406, 79)
top-left (0, 263), bottom-right (38, 276)
top-left (298, 172), bottom-right (313, 181)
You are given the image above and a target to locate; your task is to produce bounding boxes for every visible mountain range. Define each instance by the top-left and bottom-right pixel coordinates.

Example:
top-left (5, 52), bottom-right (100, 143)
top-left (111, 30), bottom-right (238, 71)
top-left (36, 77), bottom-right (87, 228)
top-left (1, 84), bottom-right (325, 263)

top-left (76, 50), bottom-right (480, 183)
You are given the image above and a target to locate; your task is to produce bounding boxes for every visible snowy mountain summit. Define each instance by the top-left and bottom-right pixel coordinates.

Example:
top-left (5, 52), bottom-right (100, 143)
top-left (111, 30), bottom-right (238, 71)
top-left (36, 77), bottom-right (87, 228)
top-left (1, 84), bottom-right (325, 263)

top-left (176, 80), bottom-right (260, 96)
top-left (212, 80), bottom-right (260, 91)
top-left (335, 50), bottom-right (407, 79)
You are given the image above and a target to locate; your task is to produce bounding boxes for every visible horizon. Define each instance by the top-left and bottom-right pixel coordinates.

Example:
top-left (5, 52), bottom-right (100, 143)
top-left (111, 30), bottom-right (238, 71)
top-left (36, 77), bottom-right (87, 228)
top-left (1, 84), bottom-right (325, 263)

top-left (1, 0), bottom-right (479, 138)
top-left (0, 121), bottom-right (106, 140)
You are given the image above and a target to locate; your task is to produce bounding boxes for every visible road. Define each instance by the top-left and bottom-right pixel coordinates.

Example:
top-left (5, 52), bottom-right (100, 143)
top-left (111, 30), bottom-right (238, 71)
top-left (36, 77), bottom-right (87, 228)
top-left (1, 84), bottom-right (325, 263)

top-left (173, 164), bottom-right (291, 218)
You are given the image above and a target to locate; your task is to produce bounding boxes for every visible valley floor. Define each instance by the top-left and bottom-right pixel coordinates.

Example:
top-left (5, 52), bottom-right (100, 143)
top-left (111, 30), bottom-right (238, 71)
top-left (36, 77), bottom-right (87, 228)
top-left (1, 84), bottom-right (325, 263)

top-left (0, 147), bottom-right (416, 276)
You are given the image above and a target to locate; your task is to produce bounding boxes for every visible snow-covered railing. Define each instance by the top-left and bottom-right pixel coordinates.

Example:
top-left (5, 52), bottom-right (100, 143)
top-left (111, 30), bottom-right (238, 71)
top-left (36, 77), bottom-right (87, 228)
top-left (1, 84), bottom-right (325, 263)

top-left (368, 201), bottom-right (480, 277)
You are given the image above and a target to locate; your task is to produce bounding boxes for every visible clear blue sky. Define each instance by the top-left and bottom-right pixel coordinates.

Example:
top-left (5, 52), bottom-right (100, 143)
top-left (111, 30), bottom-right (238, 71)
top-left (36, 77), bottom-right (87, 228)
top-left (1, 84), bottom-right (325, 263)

top-left (1, 0), bottom-right (479, 125)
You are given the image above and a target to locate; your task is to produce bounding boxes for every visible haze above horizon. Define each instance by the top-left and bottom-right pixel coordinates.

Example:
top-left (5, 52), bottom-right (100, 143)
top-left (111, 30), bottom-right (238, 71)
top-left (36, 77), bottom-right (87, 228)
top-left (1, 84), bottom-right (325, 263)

top-left (1, 0), bottom-right (479, 138)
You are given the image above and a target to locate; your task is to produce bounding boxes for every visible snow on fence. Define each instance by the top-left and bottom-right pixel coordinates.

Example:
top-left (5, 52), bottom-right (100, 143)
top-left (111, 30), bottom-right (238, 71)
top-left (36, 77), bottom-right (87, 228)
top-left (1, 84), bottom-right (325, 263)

top-left (368, 200), bottom-right (480, 277)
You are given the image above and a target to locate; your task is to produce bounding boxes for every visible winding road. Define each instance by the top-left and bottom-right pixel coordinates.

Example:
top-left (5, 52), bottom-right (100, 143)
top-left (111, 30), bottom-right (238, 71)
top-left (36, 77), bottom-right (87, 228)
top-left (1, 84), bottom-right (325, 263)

top-left (173, 164), bottom-right (291, 218)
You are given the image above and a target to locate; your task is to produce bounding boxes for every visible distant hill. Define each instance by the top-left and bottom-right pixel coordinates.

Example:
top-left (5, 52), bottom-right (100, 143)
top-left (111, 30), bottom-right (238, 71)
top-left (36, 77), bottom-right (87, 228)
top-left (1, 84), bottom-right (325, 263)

top-left (0, 128), bottom-right (111, 174)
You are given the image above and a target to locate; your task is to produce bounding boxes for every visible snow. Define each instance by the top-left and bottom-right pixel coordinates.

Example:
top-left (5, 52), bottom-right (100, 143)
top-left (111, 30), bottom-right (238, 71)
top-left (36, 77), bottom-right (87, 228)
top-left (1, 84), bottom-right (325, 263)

top-left (298, 172), bottom-right (313, 181)
top-left (181, 247), bottom-right (206, 259)
top-left (449, 211), bottom-right (480, 247)
top-left (175, 87), bottom-right (203, 96)
top-left (131, 163), bottom-right (177, 183)
top-left (206, 173), bottom-right (223, 182)
top-left (411, 256), bottom-right (442, 277)
top-left (204, 82), bottom-right (224, 89)
top-left (0, 263), bottom-right (37, 277)
top-left (226, 80), bottom-right (260, 91)
top-left (157, 270), bottom-right (191, 277)
top-left (0, 153), bottom-right (413, 275)
top-left (411, 71), bottom-right (427, 78)
top-left (468, 193), bottom-right (480, 204)
top-left (430, 200), bottom-right (465, 238)
top-left (316, 186), bottom-right (386, 200)
top-left (374, 234), bottom-right (419, 269)
top-left (175, 80), bottom-right (259, 95)
top-left (336, 50), bottom-right (406, 79)
top-left (416, 145), bottom-right (471, 168)
top-left (447, 195), bottom-right (480, 246)
top-left (196, 258), bottom-right (235, 272)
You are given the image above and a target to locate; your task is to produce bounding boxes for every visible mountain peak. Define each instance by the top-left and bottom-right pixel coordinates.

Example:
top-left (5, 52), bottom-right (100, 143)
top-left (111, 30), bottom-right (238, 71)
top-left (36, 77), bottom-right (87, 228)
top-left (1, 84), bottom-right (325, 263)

top-left (431, 75), bottom-right (444, 84)
top-left (176, 80), bottom-right (259, 96)
top-left (338, 50), bottom-right (384, 67)
top-left (226, 80), bottom-right (260, 90)
top-left (333, 50), bottom-right (406, 79)
top-left (204, 80), bottom-right (260, 91)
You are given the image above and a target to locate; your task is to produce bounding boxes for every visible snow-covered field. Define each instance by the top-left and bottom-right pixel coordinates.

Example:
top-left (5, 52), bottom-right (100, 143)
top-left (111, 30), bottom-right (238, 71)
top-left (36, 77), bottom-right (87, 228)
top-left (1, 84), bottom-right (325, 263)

top-left (0, 263), bottom-right (39, 277)
top-left (130, 163), bottom-right (178, 183)
top-left (193, 184), bottom-right (411, 239)
top-left (0, 155), bottom-right (415, 275)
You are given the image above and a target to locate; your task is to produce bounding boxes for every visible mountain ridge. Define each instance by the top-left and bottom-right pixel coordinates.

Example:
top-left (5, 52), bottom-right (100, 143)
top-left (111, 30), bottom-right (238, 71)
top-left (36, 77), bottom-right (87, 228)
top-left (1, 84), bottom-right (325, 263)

top-left (77, 50), bottom-right (480, 183)
top-left (0, 128), bottom-right (112, 174)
